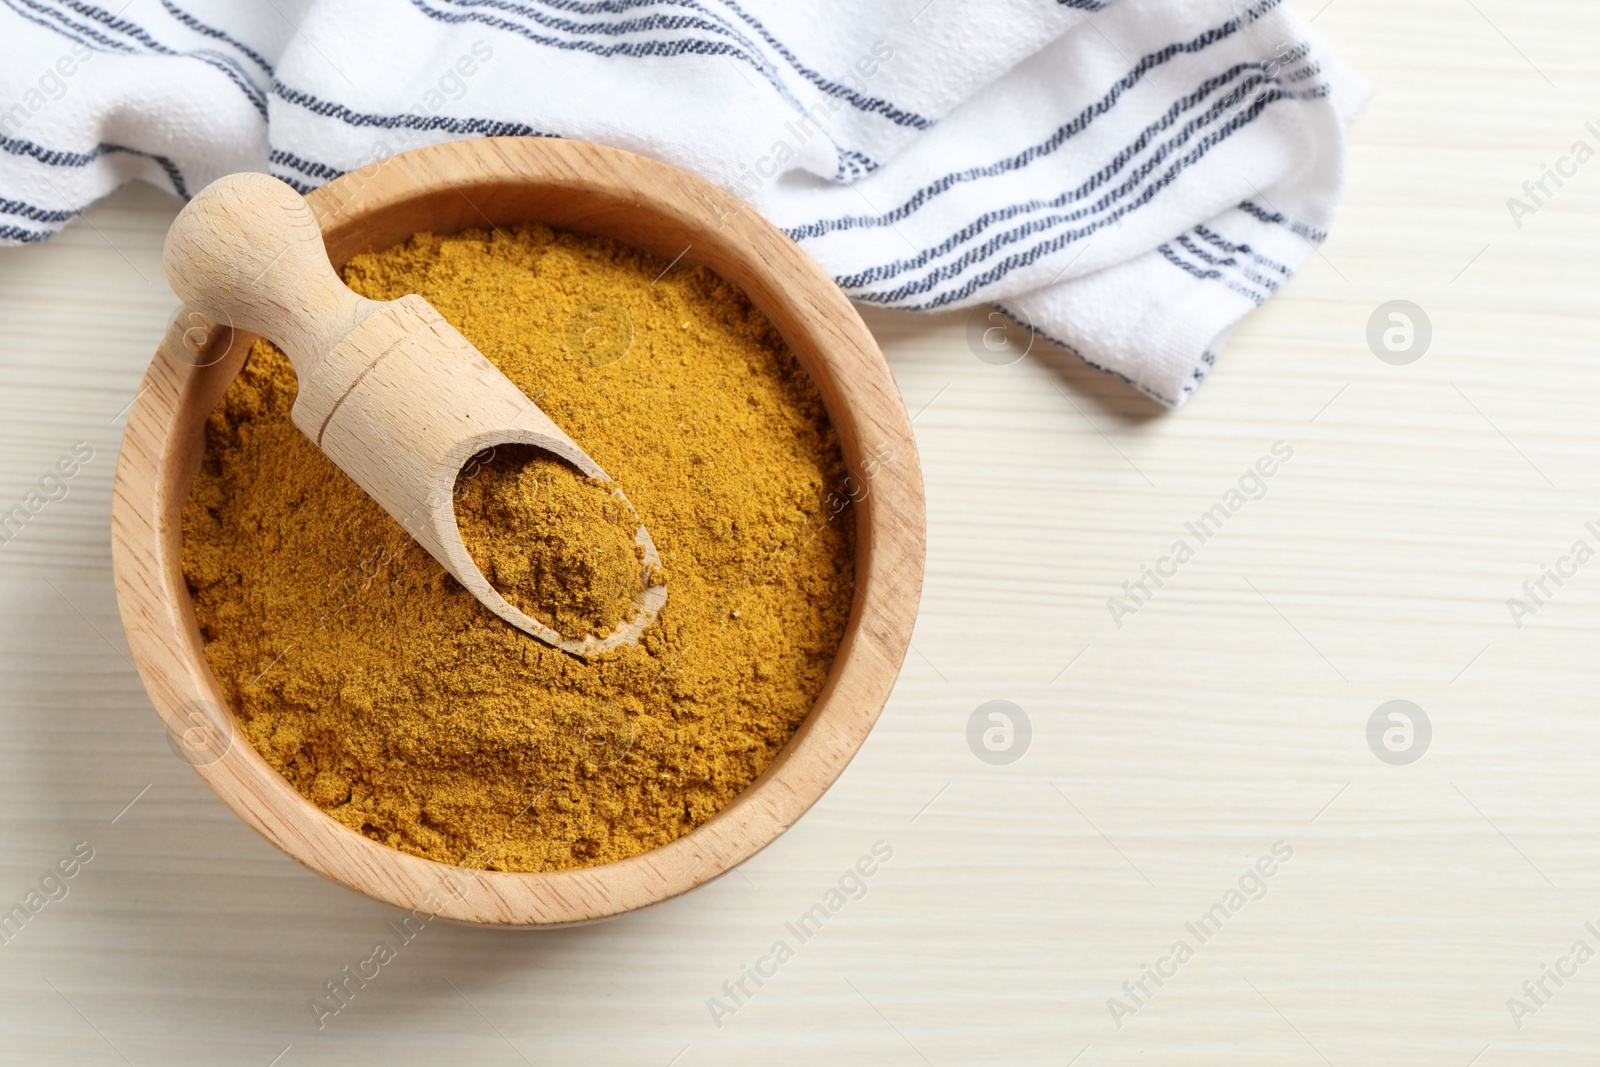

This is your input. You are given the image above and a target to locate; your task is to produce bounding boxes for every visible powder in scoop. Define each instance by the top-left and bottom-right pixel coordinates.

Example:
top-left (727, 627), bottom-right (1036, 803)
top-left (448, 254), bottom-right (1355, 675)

top-left (454, 446), bottom-right (647, 639)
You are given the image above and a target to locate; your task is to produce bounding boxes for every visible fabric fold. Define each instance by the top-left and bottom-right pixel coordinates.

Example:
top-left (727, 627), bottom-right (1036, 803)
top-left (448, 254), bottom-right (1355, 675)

top-left (0, 0), bottom-right (1366, 407)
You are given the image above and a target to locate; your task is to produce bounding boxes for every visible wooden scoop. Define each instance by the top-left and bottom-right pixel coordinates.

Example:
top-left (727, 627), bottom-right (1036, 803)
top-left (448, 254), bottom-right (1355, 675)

top-left (163, 171), bottom-right (666, 658)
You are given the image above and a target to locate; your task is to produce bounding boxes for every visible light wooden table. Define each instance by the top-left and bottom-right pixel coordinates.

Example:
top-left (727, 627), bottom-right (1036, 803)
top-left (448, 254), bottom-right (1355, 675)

top-left (3, 2), bottom-right (1598, 1063)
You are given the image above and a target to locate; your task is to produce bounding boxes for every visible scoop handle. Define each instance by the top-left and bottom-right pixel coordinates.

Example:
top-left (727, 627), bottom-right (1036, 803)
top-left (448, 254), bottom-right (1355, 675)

top-left (162, 172), bottom-right (378, 376)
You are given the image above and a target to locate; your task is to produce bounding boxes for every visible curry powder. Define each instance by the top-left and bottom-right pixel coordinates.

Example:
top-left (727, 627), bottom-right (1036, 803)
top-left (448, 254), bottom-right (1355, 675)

top-left (455, 447), bottom-right (650, 640)
top-left (181, 223), bottom-right (855, 872)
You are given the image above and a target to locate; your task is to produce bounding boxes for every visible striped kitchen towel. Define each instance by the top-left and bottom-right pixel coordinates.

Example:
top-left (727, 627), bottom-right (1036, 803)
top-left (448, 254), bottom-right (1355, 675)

top-left (0, 0), bottom-right (1366, 407)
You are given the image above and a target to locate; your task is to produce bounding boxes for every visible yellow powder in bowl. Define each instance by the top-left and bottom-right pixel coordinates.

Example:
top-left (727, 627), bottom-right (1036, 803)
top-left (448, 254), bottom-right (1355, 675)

top-left (180, 223), bottom-right (855, 872)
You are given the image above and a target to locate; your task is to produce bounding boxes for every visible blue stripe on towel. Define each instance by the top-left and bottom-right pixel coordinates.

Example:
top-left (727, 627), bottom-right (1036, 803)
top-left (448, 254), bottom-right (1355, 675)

top-left (0, 133), bottom-right (189, 197)
top-left (831, 72), bottom-right (1328, 301)
top-left (785, 1), bottom-right (1284, 243)
top-left (849, 88), bottom-right (1292, 308)
top-left (271, 81), bottom-right (558, 140)
top-left (159, 0), bottom-right (275, 75)
top-left (5, 0), bottom-right (136, 51)
top-left (1193, 223), bottom-right (1291, 275)
top-left (1238, 199), bottom-right (1326, 242)
top-left (1174, 232), bottom-right (1281, 292)
top-left (44, 0), bottom-right (268, 112)
top-left (0, 224), bottom-right (52, 242)
top-left (267, 148), bottom-right (346, 183)
top-left (1157, 241), bottom-right (1267, 305)
top-left (405, 0), bottom-right (881, 179)
top-left (430, 0), bottom-right (931, 129)
top-left (0, 195), bottom-right (79, 223)
top-left (709, 0), bottom-right (931, 128)
top-left (825, 63), bottom-right (1276, 291)
top-left (14, 0), bottom-right (267, 116)
top-left (268, 170), bottom-right (315, 194)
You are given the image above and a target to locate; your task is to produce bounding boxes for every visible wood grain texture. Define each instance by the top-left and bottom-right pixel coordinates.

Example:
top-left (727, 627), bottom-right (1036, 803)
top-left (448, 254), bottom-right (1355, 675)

top-left (3, 0), bottom-right (1600, 1062)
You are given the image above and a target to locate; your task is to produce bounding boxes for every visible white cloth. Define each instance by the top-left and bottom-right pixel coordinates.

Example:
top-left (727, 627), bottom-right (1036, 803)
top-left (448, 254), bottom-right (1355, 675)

top-left (0, 0), bottom-right (1366, 407)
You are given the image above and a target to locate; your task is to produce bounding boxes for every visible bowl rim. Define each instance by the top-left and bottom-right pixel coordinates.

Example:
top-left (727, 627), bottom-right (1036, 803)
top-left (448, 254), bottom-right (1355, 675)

top-left (110, 136), bottom-right (926, 926)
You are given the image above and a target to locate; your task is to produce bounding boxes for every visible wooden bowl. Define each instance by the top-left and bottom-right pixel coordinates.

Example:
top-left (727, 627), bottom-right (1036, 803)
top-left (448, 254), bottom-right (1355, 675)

top-left (111, 137), bottom-right (926, 926)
